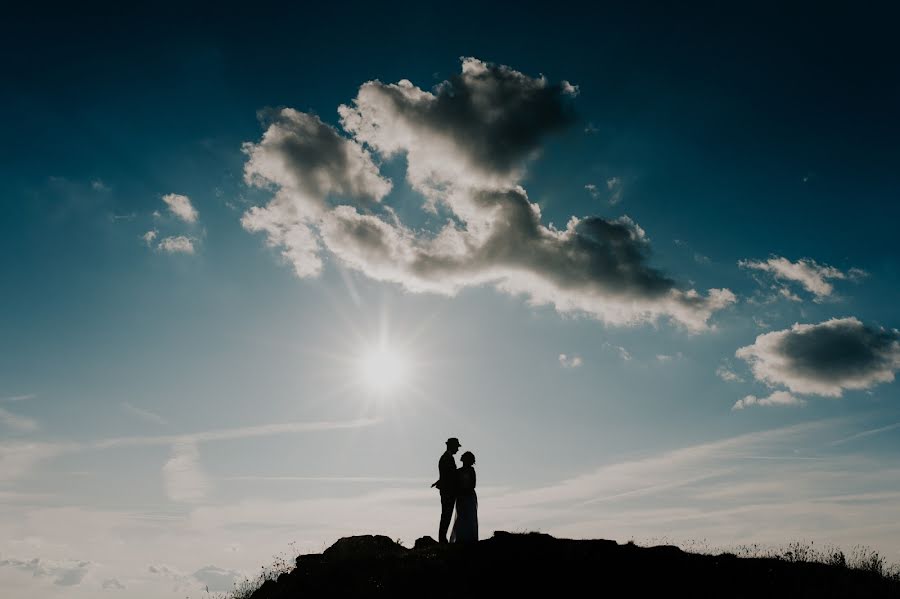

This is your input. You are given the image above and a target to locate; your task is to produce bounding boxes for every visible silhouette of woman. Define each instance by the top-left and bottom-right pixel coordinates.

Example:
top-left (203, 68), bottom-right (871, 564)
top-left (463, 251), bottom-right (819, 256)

top-left (450, 451), bottom-right (478, 543)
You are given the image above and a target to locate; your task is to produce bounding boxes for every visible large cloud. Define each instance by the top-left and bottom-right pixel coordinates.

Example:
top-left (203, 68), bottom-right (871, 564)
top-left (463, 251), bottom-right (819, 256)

top-left (241, 108), bottom-right (392, 277)
top-left (241, 58), bottom-right (734, 330)
top-left (319, 189), bottom-right (734, 329)
top-left (736, 317), bottom-right (900, 397)
top-left (338, 57), bottom-right (577, 192)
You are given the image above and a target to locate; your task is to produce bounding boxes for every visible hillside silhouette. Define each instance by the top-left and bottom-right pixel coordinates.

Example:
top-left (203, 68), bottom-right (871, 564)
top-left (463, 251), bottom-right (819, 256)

top-left (244, 531), bottom-right (900, 598)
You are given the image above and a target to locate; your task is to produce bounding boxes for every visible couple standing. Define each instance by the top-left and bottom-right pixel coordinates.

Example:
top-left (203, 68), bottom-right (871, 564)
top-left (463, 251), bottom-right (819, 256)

top-left (431, 437), bottom-right (478, 543)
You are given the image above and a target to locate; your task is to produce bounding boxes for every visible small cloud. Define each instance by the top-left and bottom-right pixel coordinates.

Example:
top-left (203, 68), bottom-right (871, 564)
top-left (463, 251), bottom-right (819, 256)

top-left (656, 352), bottom-right (683, 362)
top-left (584, 184), bottom-right (601, 199)
top-left (739, 256), bottom-right (862, 301)
top-left (161, 193), bottom-right (199, 224)
top-left (584, 122), bottom-right (600, 134)
top-left (716, 365), bottom-right (744, 383)
top-left (603, 342), bottom-right (631, 361)
top-left (735, 316), bottom-right (900, 397)
top-left (193, 565), bottom-right (243, 593)
top-left (158, 236), bottom-right (195, 254)
top-left (732, 390), bottom-right (805, 410)
top-left (561, 81), bottom-right (579, 96)
top-left (0, 557), bottom-right (92, 586)
top-left (102, 578), bottom-right (126, 590)
top-left (606, 177), bottom-right (622, 205)
top-left (559, 353), bottom-right (583, 369)
top-left (142, 230), bottom-right (158, 246)
top-left (0, 407), bottom-right (38, 432)
top-left (148, 564), bottom-right (192, 591)
top-left (91, 179), bottom-right (110, 192)
top-left (162, 442), bottom-right (209, 502)
top-left (693, 252), bottom-right (711, 265)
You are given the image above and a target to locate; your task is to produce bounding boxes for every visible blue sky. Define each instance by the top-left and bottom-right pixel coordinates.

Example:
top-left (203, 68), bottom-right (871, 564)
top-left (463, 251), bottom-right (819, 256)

top-left (2, 4), bottom-right (900, 596)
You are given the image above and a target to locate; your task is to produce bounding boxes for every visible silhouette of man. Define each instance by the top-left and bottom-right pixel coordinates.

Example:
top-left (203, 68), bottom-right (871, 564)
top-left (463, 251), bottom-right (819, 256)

top-left (431, 437), bottom-right (461, 544)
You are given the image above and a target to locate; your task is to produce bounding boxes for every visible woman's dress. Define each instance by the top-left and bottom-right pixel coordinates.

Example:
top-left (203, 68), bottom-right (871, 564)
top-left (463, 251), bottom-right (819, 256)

top-left (450, 466), bottom-right (478, 543)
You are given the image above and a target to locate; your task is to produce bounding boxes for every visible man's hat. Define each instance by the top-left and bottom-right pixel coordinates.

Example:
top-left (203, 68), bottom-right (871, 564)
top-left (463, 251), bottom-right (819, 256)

top-left (446, 437), bottom-right (461, 447)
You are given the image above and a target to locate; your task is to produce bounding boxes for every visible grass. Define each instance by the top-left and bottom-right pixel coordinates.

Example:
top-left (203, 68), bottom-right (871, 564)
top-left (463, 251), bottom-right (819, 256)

top-left (193, 544), bottom-right (296, 599)
top-left (633, 536), bottom-right (900, 580)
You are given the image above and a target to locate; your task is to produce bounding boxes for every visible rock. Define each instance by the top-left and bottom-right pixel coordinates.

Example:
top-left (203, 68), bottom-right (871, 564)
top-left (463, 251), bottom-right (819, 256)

top-left (295, 553), bottom-right (323, 568)
top-left (414, 536), bottom-right (438, 550)
top-left (322, 535), bottom-right (408, 561)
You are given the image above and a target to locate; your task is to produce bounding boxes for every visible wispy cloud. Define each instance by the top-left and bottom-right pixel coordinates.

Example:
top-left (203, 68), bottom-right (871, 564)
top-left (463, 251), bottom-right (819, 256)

top-left (829, 421), bottom-right (900, 446)
top-left (91, 417), bottom-right (380, 449)
top-left (0, 418), bottom-right (379, 484)
top-left (179, 418), bottom-right (900, 561)
top-left (221, 475), bottom-right (422, 483)
top-left (0, 407), bottom-right (38, 432)
top-left (0, 394), bottom-right (36, 402)
top-left (6, 418), bottom-right (900, 599)
top-left (0, 442), bottom-right (74, 481)
top-left (121, 402), bottom-right (167, 426)
top-left (606, 176), bottom-right (622, 205)
top-left (492, 420), bottom-right (834, 510)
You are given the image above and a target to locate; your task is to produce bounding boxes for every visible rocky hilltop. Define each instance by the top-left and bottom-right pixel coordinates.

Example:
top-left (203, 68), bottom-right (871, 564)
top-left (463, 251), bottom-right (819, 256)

top-left (248, 531), bottom-right (899, 598)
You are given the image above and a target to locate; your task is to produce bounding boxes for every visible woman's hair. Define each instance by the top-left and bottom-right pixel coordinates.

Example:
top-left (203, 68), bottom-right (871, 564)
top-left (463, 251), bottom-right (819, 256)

top-left (460, 451), bottom-right (475, 466)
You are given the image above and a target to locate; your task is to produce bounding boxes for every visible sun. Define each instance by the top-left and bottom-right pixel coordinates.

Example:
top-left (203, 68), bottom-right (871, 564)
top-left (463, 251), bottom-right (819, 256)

top-left (359, 345), bottom-right (410, 395)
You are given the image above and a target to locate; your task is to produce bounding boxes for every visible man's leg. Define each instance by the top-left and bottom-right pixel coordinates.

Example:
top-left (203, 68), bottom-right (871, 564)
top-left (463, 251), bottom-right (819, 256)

top-left (439, 492), bottom-right (455, 543)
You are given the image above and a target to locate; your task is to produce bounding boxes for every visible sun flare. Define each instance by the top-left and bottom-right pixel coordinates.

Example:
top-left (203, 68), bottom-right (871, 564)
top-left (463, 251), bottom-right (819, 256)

top-left (359, 346), bottom-right (410, 394)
